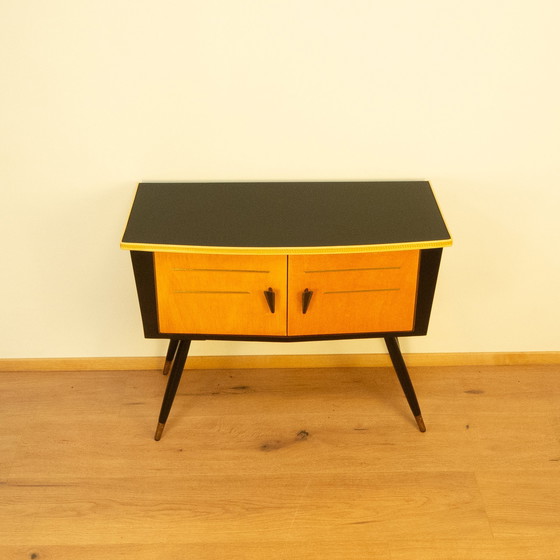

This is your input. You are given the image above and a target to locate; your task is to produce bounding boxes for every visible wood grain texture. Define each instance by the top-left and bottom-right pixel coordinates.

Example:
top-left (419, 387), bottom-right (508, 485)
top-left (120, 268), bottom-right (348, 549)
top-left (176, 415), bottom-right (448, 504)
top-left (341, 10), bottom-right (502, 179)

top-left (155, 252), bottom-right (287, 335)
top-left (1, 364), bottom-right (560, 558)
top-left (287, 251), bottom-right (419, 335)
top-left (154, 250), bottom-right (419, 337)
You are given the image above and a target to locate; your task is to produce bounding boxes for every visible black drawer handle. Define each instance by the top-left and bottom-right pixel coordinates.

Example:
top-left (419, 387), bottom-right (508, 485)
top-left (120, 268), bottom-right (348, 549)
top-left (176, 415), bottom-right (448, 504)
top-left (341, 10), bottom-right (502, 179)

top-left (302, 288), bottom-right (313, 314)
top-left (264, 288), bottom-right (275, 313)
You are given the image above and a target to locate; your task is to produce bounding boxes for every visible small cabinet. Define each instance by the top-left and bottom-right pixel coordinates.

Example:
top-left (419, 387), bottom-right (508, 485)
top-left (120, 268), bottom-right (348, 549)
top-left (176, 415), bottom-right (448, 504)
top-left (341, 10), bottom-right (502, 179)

top-left (122, 182), bottom-right (452, 440)
top-left (154, 250), bottom-right (420, 337)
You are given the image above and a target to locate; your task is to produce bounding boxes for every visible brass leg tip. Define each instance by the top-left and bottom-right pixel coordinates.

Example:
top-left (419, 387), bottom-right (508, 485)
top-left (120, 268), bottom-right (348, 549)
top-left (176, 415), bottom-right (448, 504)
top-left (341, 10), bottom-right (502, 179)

top-left (162, 360), bottom-right (172, 376)
top-left (154, 422), bottom-right (165, 441)
top-left (415, 415), bottom-right (426, 432)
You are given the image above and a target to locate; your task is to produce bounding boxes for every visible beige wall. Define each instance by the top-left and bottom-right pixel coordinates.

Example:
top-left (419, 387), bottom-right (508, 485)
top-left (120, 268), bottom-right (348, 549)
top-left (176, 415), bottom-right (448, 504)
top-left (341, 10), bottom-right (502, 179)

top-left (2, 1), bottom-right (559, 359)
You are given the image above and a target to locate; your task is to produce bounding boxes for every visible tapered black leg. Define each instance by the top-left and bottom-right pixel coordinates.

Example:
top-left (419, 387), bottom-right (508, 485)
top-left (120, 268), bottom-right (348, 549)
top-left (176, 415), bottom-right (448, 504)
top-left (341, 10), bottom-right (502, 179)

top-left (162, 339), bottom-right (179, 376)
top-left (384, 336), bottom-right (426, 432)
top-left (155, 339), bottom-right (191, 441)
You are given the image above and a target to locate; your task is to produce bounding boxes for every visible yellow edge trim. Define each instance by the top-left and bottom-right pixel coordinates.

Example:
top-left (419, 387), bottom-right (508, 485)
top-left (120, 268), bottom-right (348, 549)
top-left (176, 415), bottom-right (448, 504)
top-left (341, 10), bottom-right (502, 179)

top-left (120, 238), bottom-right (452, 255)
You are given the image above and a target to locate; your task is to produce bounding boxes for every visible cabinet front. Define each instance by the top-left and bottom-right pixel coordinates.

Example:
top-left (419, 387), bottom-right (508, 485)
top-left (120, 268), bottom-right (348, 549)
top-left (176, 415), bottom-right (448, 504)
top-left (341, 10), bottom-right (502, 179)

top-left (287, 251), bottom-right (420, 336)
top-left (153, 250), bottom-right (420, 338)
top-left (154, 253), bottom-right (287, 336)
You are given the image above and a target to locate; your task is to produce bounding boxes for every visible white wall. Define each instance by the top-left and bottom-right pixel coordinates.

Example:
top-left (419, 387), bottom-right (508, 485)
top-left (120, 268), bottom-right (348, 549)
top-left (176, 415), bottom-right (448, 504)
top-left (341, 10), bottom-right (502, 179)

top-left (2, 0), bottom-right (559, 359)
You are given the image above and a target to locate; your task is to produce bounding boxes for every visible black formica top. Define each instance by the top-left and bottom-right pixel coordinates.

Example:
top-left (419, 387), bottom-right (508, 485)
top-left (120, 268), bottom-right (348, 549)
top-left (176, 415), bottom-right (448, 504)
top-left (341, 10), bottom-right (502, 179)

top-left (121, 181), bottom-right (451, 254)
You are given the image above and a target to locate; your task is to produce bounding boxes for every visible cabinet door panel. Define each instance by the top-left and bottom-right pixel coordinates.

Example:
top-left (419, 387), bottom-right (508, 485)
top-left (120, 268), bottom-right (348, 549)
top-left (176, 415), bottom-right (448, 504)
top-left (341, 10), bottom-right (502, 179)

top-left (155, 253), bottom-right (287, 336)
top-left (287, 251), bottom-right (419, 336)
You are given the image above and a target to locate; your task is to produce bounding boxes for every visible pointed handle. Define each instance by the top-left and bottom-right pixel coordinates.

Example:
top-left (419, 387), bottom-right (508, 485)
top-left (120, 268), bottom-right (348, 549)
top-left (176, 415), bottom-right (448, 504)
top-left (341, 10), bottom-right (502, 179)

top-left (264, 287), bottom-right (275, 313)
top-left (302, 288), bottom-right (314, 314)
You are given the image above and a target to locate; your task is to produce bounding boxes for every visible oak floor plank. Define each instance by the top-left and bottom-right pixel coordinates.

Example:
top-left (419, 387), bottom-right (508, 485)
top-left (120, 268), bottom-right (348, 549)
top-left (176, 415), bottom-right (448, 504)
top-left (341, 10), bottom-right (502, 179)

top-left (0, 414), bottom-right (28, 483)
top-left (2, 472), bottom-right (490, 545)
top-left (476, 470), bottom-right (560, 538)
top-left (390, 538), bottom-right (560, 559)
top-left (2, 542), bottom-right (393, 560)
top-left (452, 365), bottom-right (560, 415)
top-left (10, 411), bottom-right (481, 478)
top-left (5, 539), bottom-right (560, 560)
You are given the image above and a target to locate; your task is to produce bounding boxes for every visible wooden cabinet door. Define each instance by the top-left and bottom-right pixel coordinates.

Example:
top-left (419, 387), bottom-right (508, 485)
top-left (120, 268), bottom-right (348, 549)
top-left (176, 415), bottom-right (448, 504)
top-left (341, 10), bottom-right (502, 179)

top-left (287, 251), bottom-right (420, 336)
top-left (154, 253), bottom-right (287, 336)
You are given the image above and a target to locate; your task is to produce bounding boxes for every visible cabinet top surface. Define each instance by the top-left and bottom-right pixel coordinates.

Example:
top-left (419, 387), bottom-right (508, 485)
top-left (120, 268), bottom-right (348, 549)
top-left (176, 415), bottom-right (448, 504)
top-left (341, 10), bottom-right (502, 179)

top-left (121, 181), bottom-right (452, 254)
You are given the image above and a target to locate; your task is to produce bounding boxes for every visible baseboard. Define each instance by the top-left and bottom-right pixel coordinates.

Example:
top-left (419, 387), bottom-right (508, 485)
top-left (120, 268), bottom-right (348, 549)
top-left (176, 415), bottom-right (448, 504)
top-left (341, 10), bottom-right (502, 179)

top-left (1, 352), bottom-right (559, 372)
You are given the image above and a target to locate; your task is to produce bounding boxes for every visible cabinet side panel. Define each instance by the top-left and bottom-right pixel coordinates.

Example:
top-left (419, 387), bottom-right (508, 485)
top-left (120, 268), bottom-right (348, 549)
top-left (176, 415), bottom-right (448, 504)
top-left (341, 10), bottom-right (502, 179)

top-left (411, 248), bottom-right (443, 336)
top-left (287, 251), bottom-right (420, 336)
top-left (130, 251), bottom-right (163, 338)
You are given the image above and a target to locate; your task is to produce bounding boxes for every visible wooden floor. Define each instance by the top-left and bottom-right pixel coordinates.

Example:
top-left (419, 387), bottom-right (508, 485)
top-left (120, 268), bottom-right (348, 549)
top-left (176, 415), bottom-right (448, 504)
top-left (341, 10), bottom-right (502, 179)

top-left (1, 362), bottom-right (560, 559)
